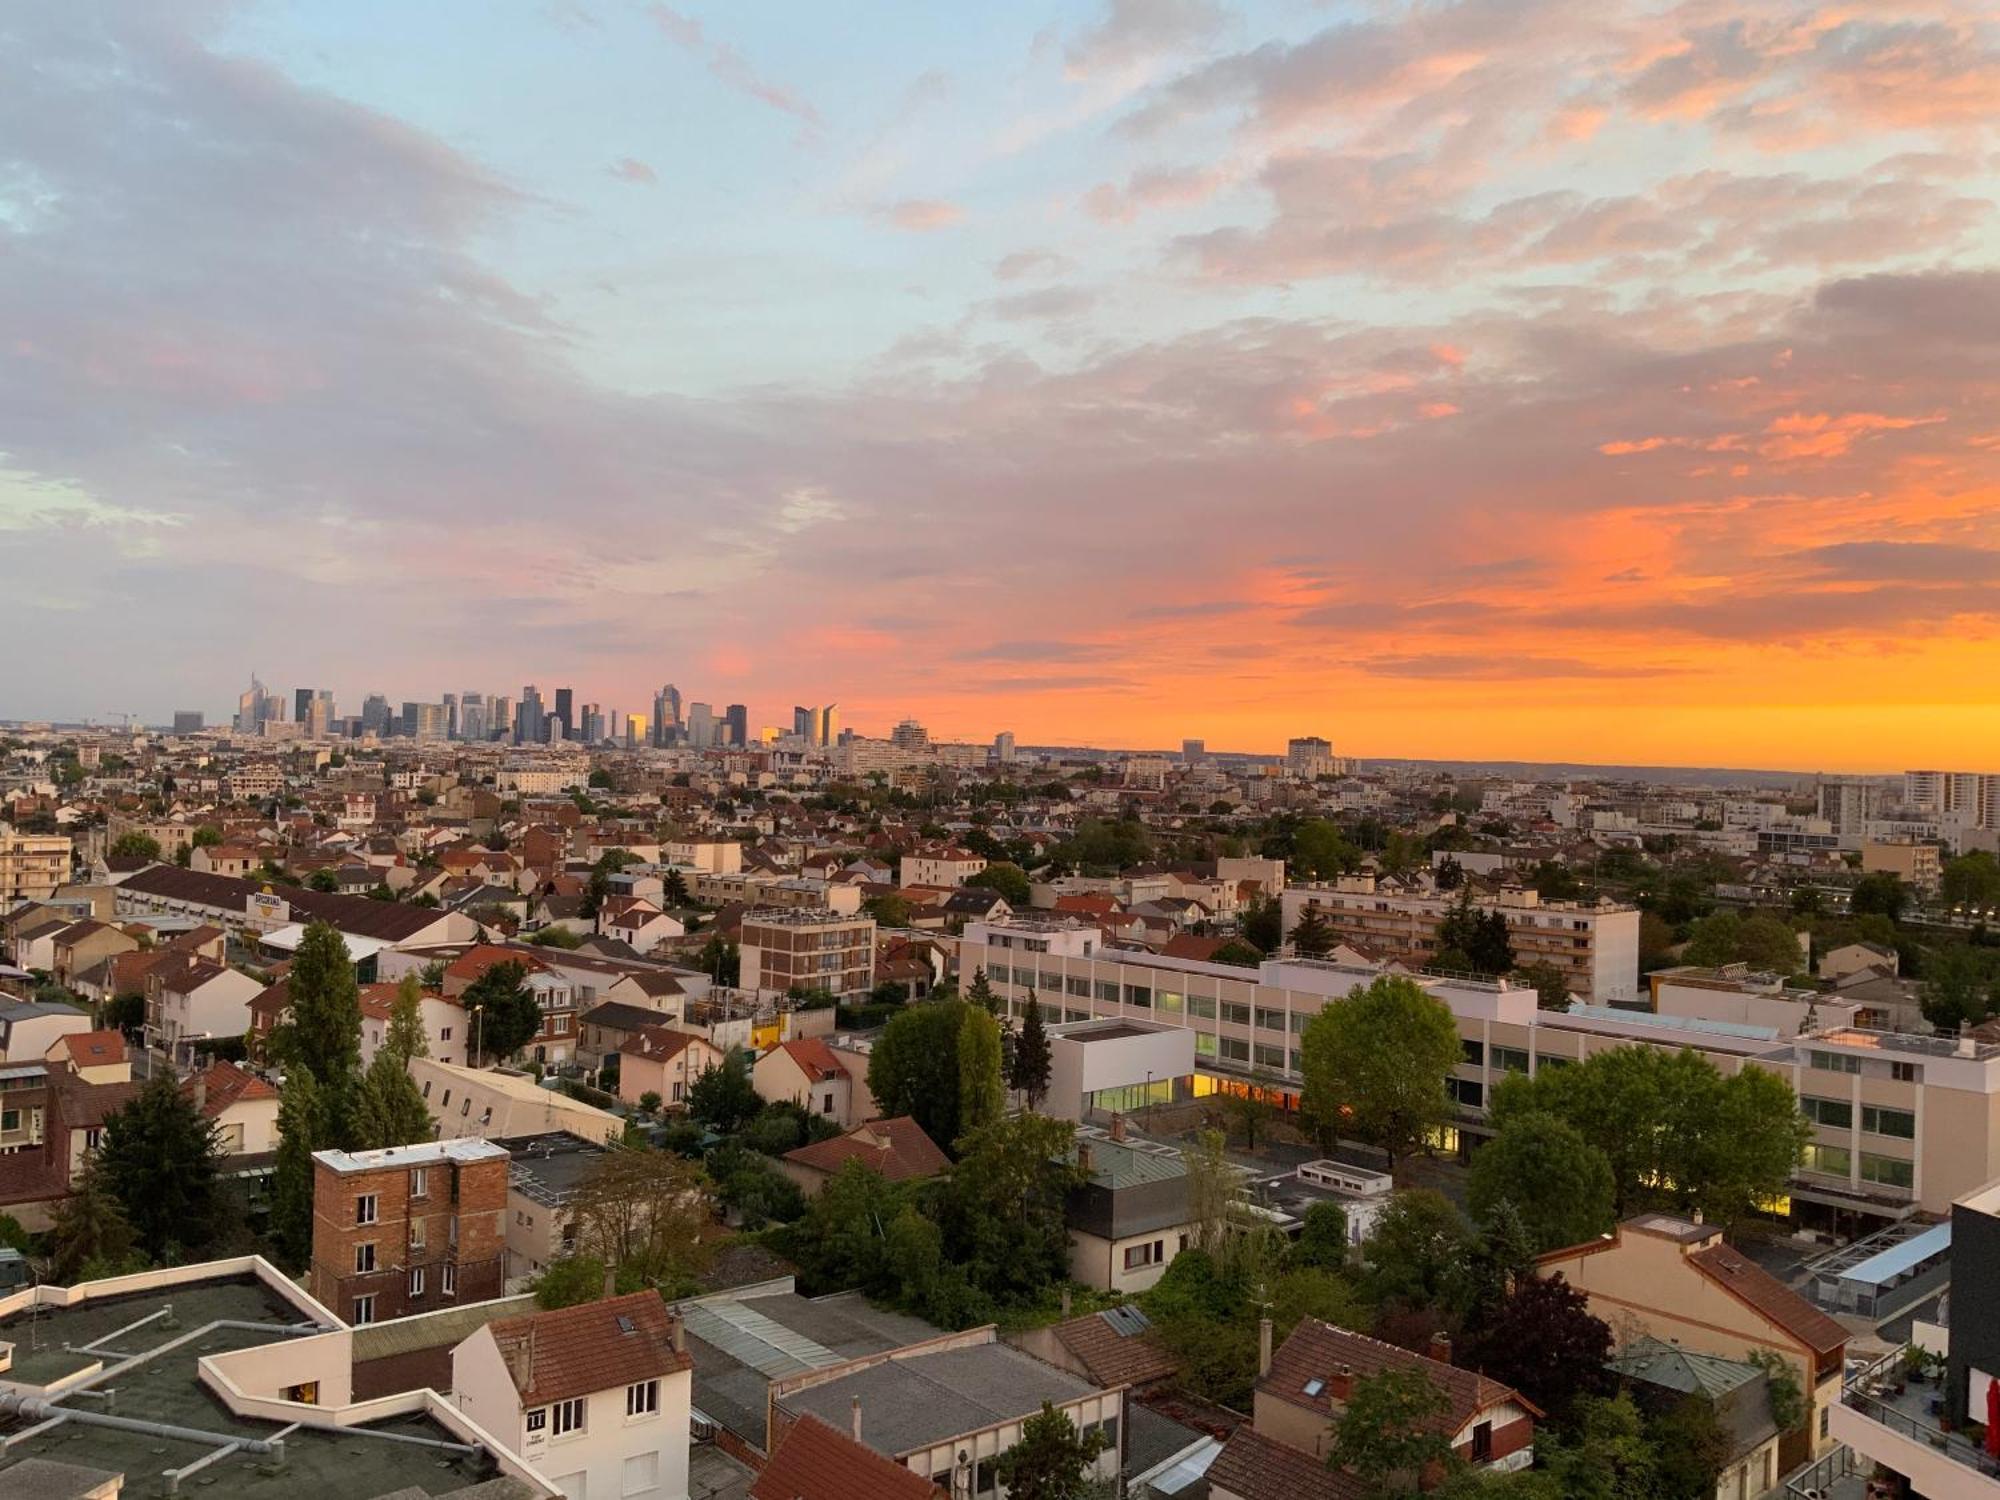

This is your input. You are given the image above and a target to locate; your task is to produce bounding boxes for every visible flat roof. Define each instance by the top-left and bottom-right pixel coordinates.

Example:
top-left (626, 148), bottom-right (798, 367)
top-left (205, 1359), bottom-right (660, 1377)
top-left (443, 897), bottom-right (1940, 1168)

top-left (494, 1132), bottom-right (606, 1206)
top-left (0, 1275), bottom-right (521, 1498)
top-left (776, 1343), bottom-right (1101, 1457)
top-left (1837, 1222), bottom-right (1952, 1288)
top-left (314, 1138), bottom-right (510, 1175)
top-left (1565, 1004), bottom-right (1779, 1042)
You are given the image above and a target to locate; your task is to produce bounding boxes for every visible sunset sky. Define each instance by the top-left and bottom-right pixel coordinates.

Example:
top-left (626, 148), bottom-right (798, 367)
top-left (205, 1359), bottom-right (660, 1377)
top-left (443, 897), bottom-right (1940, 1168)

top-left (3, 1), bottom-right (1997, 769)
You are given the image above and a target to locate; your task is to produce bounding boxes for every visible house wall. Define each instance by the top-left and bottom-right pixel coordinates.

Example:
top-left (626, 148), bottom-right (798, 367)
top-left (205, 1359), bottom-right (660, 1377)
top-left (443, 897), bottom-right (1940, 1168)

top-left (1066, 1225), bottom-right (1189, 1294)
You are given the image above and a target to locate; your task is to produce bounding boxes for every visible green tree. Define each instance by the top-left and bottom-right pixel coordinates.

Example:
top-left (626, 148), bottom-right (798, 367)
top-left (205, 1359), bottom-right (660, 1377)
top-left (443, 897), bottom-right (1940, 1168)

top-left (1240, 894), bottom-right (1283, 952)
top-left (995, 1402), bottom-right (1109, 1500)
top-left (49, 1163), bottom-right (143, 1282)
top-left (1683, 912), bottom-right (1806, 975)
top-left (270, 1066), bottom-right (323, 1268)
top-left (1012, 991), bottom-right (1053, 1108)
top-left (307, 868), bottom-right (340, 893)
top-left (580, 848), bottom-right (639, 918)
top-left (1542, 1395), bottom-right (1658, 1500)
top-left (1850, 871), bottom-right (1906, 922)
top-left (696, 934), bottom-right (740, 986)
top-left (1920, 943), bottom-right (2000, 1030)
top-left (687, 1046), bottom-right (761, 1133)
top-left (1328, 1365), bottom-right (1454, 1492)
top-left (1649, 1395), bottom-right (1730, 1500)
top-left (1363, 1189), bottom-right (1478, 1322)
top-left (96, 1073), bottom-right (224, 1262)
top-left (288, 920), bottom-right (363, 1143)
top-left (1438, 893), bottom-right (1514, 975)
top-left (1210, 938), bottom-right (1264, 967)
top-left (1510, 961), bottom-right (1571, 1010)
top-left (1299, 976), bottom-right (1460, 1164)
top-left (967, 861), bottom-right (1032, 906)
top-left (191, 824), bottom-right (224, 848)
top-left (868, 1000), bottom-right (971, 1151)
top-left (462, 960), bottom-right (541, 1063)
top-left (661, 868), bottom-right (690, 907)
top-left (354, 1048), bottom-right (434, 1149)
top-left (965, 966), bottom-right (1000, 1015)
top-left (384, 975), bottom-right (430, 1063)
top-left (1943, 851), bottom-right (2000, 910)
top-left (1466, 1112), bottom-right (1616, 1253)
top-left (108, 831), bottom-right (162, 862)
top-left (533, 1254), bottom-right (617, 1309)
top-left (778, 1159), bottom-right (906, 1296)
top-left (957, 1006), bottom-right (1006, 1139)
top-left (934, 1113), bottom-right (1084, 1310)
top-left (1290, 906), bottom-right (1336, 958)
top-left (1221, 1074), bottom-right (1277, 1149)
top-left (1292, 818), bottom-right (1364, 880)
top-left (1291, 1200), bottom-right (1351, 1271)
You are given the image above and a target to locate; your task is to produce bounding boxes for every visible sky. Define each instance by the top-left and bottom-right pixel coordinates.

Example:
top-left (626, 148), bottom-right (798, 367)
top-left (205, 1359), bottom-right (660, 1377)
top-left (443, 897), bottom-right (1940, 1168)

top-left (2, 0), bottom-right (1997, 770)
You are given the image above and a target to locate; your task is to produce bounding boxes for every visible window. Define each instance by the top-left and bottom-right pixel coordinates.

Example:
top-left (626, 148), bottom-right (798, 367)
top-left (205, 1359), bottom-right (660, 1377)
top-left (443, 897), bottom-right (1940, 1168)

top-left (355, 1242), bottom-right (376, 1273)
top-left (626, 1379), bottom-right (659, 1417)
top-left (1809, 1051), bottom-right (1861, 1075)
top-left (460, 1097), bottom-right (472, 1116)
top-left (1219, 1037), bottom-right (1250, 1063)
top-left (1801, 1096), bottom-right (1852, 1129)
top-left (623, 1451), bottom-right (660, 1496)
top-left (1492, 1046), bottom-right (1531, 1074)
top-left (1124, 985), bottom-right (1152, 1008)
top-left (1187, 994), bottom-right (1217, 1020)
top-left (1157, 991), bottom-right (1184, 1016)
top-left (409, 1167), bottom-right (428, 1198)
top-left (822, 1094), bottom-right (836, 1114)
top-left (1863, 1105), bottom-right (1916, 1139)
top-left (976, 1458), bottom-right (998, 1496)
top-left (440, 1027), bottom-right (452, 1042)
top-left (410, 1219), bottom-right (427, 1252)
top-left (671, 1082), bottom-right (683, 1103)
top-left (1892, 1061), bottom-right (1920, 1083)
top-left (1254, 1043), bottom-right (1286, 1069)
top-left (552, 1398), bottom-right (586, 1436)
top-left (1472, 1421), bottom-right (1493, 1462)
top-left (1098, 1416), bottom-right (1119, 1453)
top-left (1124, 1239), bottom-right (1164, 1271)
top-left (440, 1089), bottom-right (452, 1109)
top-left (1194, 1034), bottom-right (1217, 1058)
top-left (1255, 1007), bottom-right (1286, 1033)
top-left (352, 1295), bottom-right (376, 1325)
top-left (409, 1267), bottom-right (425, 1297)
top-left (355, 1193), bottom-right (378, 1225)
top-left (0, 1110), bottom-right (17, 1133)
top-left (1220, 1002), bottom-right (1251, 1027)
top-left (1095, 980), bottom-right (1120, 1003)
top-left (1860, 1153), bottom-right (1914, 1189)
top-left (422, 1079), bottom-right (433, 1099)
top-left (1462, 1039), bottom-right (1485, 1067)
top-left (442, 1263), bottom-right (457, 1295)
top-left (526, 1407), bottom-right (546, 1433)
top-left (1448, 1077), bottom-right (1484, 1109)
top-left (1289, 1011), bottom-right (1312, 1034)
top-left (1065, 976), bottom-right (1090, 998)
top-left (1802, 1143), bottom-right (1851, 1177)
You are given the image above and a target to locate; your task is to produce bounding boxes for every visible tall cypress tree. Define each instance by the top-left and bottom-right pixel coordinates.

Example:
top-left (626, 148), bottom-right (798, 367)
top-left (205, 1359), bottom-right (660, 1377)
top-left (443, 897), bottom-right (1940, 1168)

top-left (96, 1073), bottom-right (223, 1262)
top-left (288, 920), bottom-right (363, 1145)
top-left (271, 1065), bottom-right (323, 1269)
top-left (1012, 991), bottom-right (1052, 1110)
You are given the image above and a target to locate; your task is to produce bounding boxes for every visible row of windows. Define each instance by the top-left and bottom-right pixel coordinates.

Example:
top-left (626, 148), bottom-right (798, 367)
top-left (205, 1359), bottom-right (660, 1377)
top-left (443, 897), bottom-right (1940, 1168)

top-left (1808, 1051), bottom-right (1921, 1083)
top-left (521, 1381), bottom-right (659, 1439)
top-left (348, 1262), bottom-right (458, 1324)
top-left (1801, 1097), bottom-right (1918, 1139)
top-left (1801, 1143), bottom-right (1916, 1189)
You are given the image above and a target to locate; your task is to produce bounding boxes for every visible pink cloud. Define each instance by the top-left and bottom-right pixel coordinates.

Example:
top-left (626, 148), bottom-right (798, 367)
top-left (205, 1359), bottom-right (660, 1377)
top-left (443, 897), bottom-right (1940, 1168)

top-left (878, 198), bottom-right (965, 232)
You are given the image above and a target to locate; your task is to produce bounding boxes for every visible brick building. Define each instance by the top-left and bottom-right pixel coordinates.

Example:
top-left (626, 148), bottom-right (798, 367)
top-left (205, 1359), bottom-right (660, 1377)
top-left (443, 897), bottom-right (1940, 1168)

top-left (308, 1137), bottom-right (510, 1325)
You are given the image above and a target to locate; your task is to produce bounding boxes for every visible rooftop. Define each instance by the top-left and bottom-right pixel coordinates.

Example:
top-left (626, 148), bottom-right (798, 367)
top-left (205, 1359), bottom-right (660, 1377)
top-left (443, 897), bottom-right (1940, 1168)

top-left (774, 1341), bottom-right (1101, 1459)
top-left (314, 1137), bottom-right (510, 1176)
top-left (0, 1274), bottom-right (525, 1499)
top-left (493, 1131), bottom-right (606, 1207)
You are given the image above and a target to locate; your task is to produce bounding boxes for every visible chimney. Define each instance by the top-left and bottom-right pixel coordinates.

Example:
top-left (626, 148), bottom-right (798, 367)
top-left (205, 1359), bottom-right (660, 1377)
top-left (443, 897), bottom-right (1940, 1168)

top-left (1109, 1113), bottom-right (1127, 1143)
top-left (1077, 1141), bottom-right (1094, 1175)
top-left (1329, 1363), bottom-right (1353, 1403)
top-left (1258, 1317), bottom-right (1273, 1378)
top-left (851, 1396), bottom-right (863, 1442)
top-left (192, 1071), bottom-right (207, 1115)
top-left (1060, 1286), bottom-right (1072, 1318)
top-left (1691, 1208), bottom-right (1704, 1226)
top-left (603, 1257), bottom-right (618, 1298)
top-left (507, 1325), bottom-right (535, 1393)
top-left (1428, 1333), bottom-right (1453, 1366)
top-left (671, 1317), bottom-right (685, 1355)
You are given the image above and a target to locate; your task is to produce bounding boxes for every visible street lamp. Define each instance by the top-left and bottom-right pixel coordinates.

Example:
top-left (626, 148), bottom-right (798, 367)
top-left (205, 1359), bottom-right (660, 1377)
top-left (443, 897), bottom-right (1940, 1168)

top-left (470, 1003), bottom-right (483, 1066)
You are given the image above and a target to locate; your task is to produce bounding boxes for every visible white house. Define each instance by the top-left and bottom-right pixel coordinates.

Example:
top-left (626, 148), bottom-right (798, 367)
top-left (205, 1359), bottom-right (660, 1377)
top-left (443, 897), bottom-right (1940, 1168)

top-left (452, 1290), bottom-right (694, 1500)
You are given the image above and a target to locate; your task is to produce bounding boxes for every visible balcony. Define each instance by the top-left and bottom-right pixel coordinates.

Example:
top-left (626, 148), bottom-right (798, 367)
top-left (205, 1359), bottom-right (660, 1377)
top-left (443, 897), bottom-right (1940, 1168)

top-left (1827, 1351), bottom-right (2000, 1497)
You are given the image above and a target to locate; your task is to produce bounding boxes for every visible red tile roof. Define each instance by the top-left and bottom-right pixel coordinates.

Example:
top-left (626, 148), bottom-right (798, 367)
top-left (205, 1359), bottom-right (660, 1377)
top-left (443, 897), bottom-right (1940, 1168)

top-left (487, 1291), bottom-right (691, 1405)
top-left (1689, 1242), bottom-right (1848, 1356)
top-left (783, 1117), bottom-right (950, 1184)
top-left (619, 1026), bottom-right (705, 1063)
top-left (444, 944), bottom-right (551, 983)
top-left (771, 1037), bottom-right (855, 1084)
top-left (1052, 1309), bottom-right (1180, 1389)
top-left (751, 1413), bottom-right (944, 1500)
top-left (183, 1060), bottom-right (277, 1115)
top-left (1260, 1318), bottom-right (1534, 1433)
top-left (1160, 934), bottom-right (1227, 962)
top-left (1207, 1424), bottom-right (1370, 1500)
top-left (50, 1030), bottom-right (126, 1068)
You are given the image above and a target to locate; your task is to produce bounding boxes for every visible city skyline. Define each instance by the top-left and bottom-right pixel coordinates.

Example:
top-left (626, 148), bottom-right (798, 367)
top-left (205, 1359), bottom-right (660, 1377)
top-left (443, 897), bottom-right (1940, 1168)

top-left (2, 3), bottom-right (1996, 770)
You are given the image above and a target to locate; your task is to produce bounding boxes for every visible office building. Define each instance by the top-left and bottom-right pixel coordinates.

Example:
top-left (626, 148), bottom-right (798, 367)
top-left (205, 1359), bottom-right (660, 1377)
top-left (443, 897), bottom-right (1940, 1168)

top-left (993, 730), bottom-right (1016, 764)
top-left (687, 702), bottom-right (714, 748)
top-left (172, 709), bottom-right (205, 734)
top-left (295, 687), bottom-right (315, 725)
top-left (360, 693), bottom-right (391, 737)
top-left (553, 686), bottom-right (574, 741)
top-left (818, 703), bottom-right (840, 747)
top-left (489, 695), bottom-right (512, 743)
top-left (626, 713), bottom-right (646, 748)
top-left (1818, 777), bottom-right (1879, 843)
top-left (739, 908), bottom-right (877, 1000)
top-left (890, 718), bottom-right (929, 751)
top-left (724, 703), bottom-right (749, 747)
top-left (459, 691), bottom-right (487, 743)
top-left (793, 705), bottom-right (817, 740)
top-left (1182, 738), bottom-right (1204, 764)
top-left (307, 1138), bottom-right (509, 1325)
top-left (516, 685), bottom-right (545, 746)
top-left (653, 684), bottom-right (682, 746)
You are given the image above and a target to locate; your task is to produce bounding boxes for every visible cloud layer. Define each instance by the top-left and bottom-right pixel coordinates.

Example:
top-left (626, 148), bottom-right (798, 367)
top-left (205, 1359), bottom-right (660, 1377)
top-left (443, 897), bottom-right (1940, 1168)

top-left (1, 0), bottom-right (1997, 769)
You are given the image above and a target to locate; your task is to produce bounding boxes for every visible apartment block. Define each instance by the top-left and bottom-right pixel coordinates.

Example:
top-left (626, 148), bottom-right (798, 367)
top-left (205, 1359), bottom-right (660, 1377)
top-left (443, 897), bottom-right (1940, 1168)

top-left (309, 1138), bottom-right (509, 1325)
top-left (0, 827), bottom-right (70, 905)
top-left (1278, 876), bottom-right (1641, 1004)
top-left (960, 918), bottom-right (2000, 1229)
top-left (739, 907), bottom-right (876, 1000)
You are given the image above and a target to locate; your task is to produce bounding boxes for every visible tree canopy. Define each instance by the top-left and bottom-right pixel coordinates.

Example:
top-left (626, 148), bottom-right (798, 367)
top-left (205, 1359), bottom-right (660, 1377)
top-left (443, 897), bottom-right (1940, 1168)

top-left (995, 1402), bottom-right (1109, 1500)
top-left (96, 1073), bottom-right (225, 1262)
top-left (1466, 1111), bottom-right (1616, 1253)
top-left (461, 959), bottom-right (541, 1062)
top-left (1299, 976), bottom-right (1461, 1162)
top-left (868, 999), bottom-right (983, 1152)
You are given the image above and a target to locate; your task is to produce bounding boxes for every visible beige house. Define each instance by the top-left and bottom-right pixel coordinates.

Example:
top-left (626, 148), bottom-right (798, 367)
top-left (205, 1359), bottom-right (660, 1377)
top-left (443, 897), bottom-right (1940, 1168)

top-left (615, 1027), bottom-right (724, 1111)
top-left (752, 1037), bottom-right (875, 1129)
top-left (1538, 1214), bottom-right (1847, 1469)
top-left (411, 1057), bottom-right (624, 1144)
